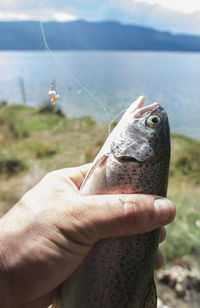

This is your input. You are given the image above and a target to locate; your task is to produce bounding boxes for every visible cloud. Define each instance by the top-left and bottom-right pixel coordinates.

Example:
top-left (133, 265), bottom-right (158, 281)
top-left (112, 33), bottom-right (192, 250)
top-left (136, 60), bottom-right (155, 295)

top-left (53, 12), bottom-right (76, 22)
top-left (0, 0), bottom-right (200, 35)
top-left (0, 9), bottom-right (77, 22)
top-left (0, 0), bottom-right (79, 21)
top-left (133, 0), bottom-right (200, 14)
top-left (108, 0), bottom-right (200, 34)
top-left (0, 11), bottom-right (28, 20)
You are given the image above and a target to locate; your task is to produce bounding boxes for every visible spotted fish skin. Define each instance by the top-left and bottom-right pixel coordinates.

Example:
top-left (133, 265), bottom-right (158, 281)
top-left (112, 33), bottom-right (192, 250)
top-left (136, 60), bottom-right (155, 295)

top-left (58, 97), bottom-right (171, 308)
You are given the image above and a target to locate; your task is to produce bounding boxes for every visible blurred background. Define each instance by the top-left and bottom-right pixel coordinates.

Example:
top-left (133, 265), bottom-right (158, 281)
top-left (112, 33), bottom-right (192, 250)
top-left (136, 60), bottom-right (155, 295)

top-left (0, 1), bottom-right (200, 307)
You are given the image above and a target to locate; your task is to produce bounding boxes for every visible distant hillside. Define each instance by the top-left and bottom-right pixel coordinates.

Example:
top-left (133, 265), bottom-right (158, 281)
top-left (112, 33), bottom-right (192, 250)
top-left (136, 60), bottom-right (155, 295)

top-left (1, 20), bottom-right (200, 51)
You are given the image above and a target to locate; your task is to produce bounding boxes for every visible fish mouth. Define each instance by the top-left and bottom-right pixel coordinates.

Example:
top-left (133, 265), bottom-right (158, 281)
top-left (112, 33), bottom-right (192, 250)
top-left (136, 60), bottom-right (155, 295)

top-left (114, 155), bottom-right (140, 163)
top-left (134, 103), bottom-right (160, 119)
top-left (128, 97), bottom-right (160, 116)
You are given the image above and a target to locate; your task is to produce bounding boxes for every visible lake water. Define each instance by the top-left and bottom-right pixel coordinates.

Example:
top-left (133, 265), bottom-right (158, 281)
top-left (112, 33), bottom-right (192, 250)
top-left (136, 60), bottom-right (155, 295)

top-left (0, 51), bottom-right (200, 139)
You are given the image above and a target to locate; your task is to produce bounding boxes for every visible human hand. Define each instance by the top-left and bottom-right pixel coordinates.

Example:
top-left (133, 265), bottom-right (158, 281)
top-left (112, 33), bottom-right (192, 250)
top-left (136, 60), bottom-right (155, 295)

top-left (0, 164), bottom-right (175, 308)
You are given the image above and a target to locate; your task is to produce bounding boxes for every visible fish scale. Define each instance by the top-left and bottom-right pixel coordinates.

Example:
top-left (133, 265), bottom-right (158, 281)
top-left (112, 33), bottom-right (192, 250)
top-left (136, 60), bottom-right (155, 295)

top-left (53, 96), bottom-right (170, 308)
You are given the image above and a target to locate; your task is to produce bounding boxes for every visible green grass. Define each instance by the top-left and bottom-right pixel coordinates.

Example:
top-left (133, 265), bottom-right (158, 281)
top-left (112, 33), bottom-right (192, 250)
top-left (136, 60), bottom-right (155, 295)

top-left (0, 103), bottom-right (199, 267)
top-left (163, 182), bottom-right (200, 264)
top-left (161, 134), bottom-right (200, 264)
top-left (170, 133), bottom-right (200, 185)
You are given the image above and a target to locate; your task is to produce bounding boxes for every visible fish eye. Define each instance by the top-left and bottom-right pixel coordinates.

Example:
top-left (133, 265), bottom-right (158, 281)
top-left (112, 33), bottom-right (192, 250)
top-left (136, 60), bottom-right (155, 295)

top-left (146, 115), bottom-right (161, 128)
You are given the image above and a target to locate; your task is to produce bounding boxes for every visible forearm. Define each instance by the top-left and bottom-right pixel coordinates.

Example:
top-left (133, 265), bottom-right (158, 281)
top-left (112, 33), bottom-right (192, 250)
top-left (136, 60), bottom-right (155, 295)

top-left (0, 204), bottom-right (45, 307)
top-left (0, 205), bottom-right (29, 307)
top-left (0, 207), bottom-right (52, 308)
top-left (0, 237), bottom-right (12, 307)
top-left (0, 200), bottom-right (88, 308)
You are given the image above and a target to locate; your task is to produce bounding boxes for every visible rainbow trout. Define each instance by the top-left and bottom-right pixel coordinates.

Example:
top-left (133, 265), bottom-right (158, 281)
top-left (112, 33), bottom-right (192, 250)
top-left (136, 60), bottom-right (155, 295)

top-left (54, 96), bottom-right (170, 308)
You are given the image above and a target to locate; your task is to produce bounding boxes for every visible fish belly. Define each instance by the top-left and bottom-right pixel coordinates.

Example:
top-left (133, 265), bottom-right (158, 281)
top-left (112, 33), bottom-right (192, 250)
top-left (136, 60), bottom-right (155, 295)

top-left (60, 230), bottom-right (160, 307)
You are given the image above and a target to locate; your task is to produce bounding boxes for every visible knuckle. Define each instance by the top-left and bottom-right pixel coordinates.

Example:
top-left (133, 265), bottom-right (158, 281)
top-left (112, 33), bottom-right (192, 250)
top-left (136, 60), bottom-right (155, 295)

top-left (129, 202), bottom-right (144, 227)
top-left (45, 170), bottom-right (58, 178)
top-left (122, 195), bottom-right (157, 228)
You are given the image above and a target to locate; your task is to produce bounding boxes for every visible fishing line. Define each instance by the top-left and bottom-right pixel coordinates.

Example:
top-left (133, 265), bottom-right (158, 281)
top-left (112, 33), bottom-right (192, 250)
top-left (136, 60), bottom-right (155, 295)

top-left (108, 108), bottom-right (128, 135)
top-left (39, 0), bottom-right (111, 129)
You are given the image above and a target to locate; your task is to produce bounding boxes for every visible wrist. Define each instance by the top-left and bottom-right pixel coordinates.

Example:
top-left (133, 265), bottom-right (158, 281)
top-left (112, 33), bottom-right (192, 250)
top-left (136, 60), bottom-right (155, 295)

top-left (0, 241), bottom-right (11, 307)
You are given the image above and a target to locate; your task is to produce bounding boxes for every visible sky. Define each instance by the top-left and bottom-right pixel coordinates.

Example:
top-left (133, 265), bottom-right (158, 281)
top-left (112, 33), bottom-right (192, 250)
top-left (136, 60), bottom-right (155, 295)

top-left (0, 0), bottom-right (200, 35)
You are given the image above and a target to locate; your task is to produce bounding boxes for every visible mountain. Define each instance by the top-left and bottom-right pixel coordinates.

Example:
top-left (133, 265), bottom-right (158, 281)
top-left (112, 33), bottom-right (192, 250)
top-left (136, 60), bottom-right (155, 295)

top-left (0, 20), bottom-right (200, 51)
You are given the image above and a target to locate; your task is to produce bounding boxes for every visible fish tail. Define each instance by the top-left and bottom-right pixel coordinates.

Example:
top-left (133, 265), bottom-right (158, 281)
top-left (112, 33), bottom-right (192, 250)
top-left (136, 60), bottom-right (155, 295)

top-left (51, 290), bottom-right (61, 308)
top-left (142, 280), bottom-right (157, 308)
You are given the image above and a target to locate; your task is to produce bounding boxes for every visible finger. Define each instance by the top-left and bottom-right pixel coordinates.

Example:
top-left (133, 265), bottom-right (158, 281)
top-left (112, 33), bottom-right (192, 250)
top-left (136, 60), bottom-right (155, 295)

top-left (69, 164), bottom-right (92, 189)
top-left (50, 164), bottom-right (92, 190)
top-left (79, 194), bottom-right (176, 243)
top-left (160, 227), bottom-right (166, 243)
top-left (155, 249), bottom-right (165, 270)
top-left (22, 291), bottom-right (56, 308)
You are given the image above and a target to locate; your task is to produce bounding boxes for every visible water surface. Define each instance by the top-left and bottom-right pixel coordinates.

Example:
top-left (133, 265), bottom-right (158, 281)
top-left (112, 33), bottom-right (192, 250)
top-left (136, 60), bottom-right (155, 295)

top-left (0, 51), bottom-right (199, 139)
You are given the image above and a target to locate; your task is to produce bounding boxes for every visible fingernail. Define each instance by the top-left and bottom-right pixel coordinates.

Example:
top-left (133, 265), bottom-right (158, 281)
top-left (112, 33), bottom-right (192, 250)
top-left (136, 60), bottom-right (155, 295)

top-left (154, 198), bottom-right (174, 222)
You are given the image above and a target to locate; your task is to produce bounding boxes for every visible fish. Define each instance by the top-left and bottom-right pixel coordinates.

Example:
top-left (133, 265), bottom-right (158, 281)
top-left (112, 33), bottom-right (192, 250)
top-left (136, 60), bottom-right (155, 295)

top-left (53, 96), bottom-right (171, 308)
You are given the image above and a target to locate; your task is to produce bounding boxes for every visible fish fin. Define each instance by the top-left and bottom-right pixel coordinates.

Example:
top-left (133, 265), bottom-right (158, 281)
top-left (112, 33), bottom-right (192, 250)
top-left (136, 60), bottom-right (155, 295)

top-left (142, 280), bottom-right (157, 308)
top-left (51, 289), bottom-right (61, 308)
top-left (80, 155), bottom-right (108, 191)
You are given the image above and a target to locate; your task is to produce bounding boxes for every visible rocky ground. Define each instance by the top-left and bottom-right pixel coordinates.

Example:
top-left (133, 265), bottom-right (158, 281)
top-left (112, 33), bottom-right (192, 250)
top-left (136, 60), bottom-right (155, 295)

top-left (157, 262), bottom-right (200, 308)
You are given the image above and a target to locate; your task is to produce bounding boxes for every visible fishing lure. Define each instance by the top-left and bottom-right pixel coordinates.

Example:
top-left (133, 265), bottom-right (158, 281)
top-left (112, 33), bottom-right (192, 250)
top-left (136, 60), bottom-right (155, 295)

top-left (48, 83), bottom-right (60, 105)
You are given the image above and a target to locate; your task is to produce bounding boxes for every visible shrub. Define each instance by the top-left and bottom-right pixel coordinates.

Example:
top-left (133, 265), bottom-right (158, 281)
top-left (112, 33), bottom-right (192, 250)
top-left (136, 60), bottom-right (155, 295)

top-left (38, 104), bottom-right (65, 117)
top-left (34, 143), bottom-right (57, 159)
top-left (0, 151), bottom-right (26, 175)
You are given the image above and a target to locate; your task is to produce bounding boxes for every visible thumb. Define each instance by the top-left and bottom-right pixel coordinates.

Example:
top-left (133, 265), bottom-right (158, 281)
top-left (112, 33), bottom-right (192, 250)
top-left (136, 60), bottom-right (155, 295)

top-left (80, 194), bottom-right (175, 243)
